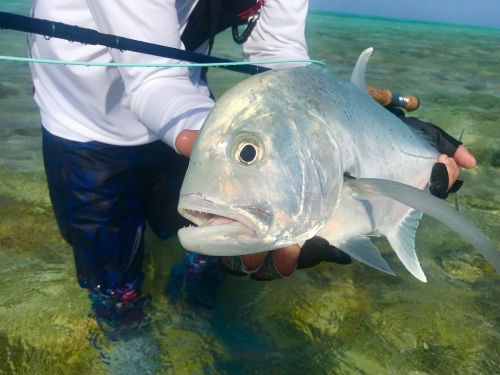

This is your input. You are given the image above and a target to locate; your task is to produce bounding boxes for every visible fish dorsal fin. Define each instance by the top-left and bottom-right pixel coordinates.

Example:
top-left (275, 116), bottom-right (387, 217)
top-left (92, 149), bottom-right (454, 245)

top-left (350, 47), bottom-right (373, 93)
top-left (384, 209), bottom-right (427, 282)
top-left (336, 235), bottom-right (395, 276)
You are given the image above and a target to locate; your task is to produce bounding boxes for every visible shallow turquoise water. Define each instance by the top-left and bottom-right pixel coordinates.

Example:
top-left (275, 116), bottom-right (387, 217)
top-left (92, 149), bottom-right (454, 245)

top-left (1, 2), bottom-right (500, 374)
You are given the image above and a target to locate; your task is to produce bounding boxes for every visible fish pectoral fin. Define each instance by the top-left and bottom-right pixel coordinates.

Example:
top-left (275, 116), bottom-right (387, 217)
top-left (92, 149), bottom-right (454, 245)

top-left (350, 47), bottom-right (373, 93)
top-left (346, 178), bottom-right (500, 275)
top-left (335, 235), bottom-right (396, 276)
top-left (384, 209), bottom-right (427, 282)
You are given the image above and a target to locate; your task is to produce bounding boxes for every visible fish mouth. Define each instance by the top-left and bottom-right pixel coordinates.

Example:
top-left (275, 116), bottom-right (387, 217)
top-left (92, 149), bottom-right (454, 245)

top-left (177, 194), bottom-right (273, 256)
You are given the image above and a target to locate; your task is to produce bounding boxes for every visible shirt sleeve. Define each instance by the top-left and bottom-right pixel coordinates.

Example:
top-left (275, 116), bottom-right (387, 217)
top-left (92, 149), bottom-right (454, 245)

top-left (85, 0), bottom-right (214, 151)
top-left (243, 0), bottom-right (310, 69)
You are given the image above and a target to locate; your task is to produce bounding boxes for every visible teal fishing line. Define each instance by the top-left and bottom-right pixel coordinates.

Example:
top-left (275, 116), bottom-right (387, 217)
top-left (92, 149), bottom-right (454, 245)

top-left (0, 55), bottom-right (327, 69)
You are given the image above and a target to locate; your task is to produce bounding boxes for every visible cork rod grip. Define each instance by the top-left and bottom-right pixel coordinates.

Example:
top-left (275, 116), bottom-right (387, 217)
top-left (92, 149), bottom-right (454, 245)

top-left (366, 85), bottom-right (420, 112)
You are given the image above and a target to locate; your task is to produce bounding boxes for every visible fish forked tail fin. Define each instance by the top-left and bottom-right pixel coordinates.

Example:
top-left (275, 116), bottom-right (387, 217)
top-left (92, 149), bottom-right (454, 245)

top-left (350, 47), bottom-right (373, 94)
top-left (346, 178), bottom-right (500, 275)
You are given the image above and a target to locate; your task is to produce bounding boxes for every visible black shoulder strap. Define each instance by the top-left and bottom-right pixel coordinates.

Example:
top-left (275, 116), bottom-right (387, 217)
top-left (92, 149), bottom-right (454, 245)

top-left (181, 0), bottom-right (262, 53)
top-left (207, 0), bottom-right (221, 55)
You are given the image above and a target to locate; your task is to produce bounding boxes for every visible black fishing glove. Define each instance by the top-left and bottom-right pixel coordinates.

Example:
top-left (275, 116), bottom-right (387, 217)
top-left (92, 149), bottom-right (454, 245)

top-left (296, 236), bottom-right (352, 269)
top-left (386, 106), bottom-right (463, 156)
top-left (428, 162), bottom-right (463, 199)
top-left (218, 236), bottom-right (351, 281)
top-left (386, 105), bottom-right (464, 199)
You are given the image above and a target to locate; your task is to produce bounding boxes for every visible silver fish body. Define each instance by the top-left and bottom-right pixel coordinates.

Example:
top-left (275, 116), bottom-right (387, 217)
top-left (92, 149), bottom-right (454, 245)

top-left (178, 49), bottom-right (500, 282)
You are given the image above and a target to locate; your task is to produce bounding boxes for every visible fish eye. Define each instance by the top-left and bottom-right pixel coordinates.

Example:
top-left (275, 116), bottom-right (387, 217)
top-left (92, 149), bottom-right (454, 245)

top-left (239, 144), bottom-right (257, 163)
top-left (231, 133), bottom-right (263, 166)
top-left (235, 141), bottom-right (260, 165)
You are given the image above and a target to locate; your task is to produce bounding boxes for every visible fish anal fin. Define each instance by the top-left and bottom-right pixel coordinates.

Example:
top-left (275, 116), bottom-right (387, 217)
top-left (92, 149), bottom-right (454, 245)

top-left (384, 209), bottom-right (427, 282)
top-left (336, 235), bottom-right (395, 276)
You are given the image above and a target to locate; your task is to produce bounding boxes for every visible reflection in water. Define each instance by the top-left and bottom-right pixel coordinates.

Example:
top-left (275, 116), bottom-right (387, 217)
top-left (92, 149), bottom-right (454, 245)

top-left (0, 3), bottom-right (500, 374)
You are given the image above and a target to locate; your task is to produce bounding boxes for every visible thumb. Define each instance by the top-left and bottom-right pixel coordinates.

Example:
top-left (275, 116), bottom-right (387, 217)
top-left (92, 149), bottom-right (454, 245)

top-left (175, 130), bottom-right (199, 158)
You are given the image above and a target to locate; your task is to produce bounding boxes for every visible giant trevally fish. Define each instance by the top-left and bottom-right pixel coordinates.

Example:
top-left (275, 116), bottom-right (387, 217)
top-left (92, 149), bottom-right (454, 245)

top-left (177, 48), bottom-right (500, 282)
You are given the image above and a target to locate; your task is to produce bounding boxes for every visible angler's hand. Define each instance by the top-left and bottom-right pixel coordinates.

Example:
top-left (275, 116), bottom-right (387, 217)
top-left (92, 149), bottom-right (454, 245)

top-left (400, 117), bottom-right (476, 198)
top-left (218, 237), bottom-right (351, 281)
top-left (387, 108), bottom-right (476, 198)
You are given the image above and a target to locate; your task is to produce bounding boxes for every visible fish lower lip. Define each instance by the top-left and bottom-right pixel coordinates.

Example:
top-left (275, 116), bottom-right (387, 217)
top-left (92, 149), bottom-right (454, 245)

top-left (177, 221), bottom-right (265, 256)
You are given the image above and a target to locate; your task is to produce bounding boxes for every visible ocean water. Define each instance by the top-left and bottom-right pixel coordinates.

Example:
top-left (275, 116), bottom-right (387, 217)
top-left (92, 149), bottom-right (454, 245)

top-left (1, 2), bottom-right (500, 374)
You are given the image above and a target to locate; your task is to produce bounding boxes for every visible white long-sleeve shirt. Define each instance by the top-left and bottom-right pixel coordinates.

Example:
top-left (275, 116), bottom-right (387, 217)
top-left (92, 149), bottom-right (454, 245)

top-left (29, 0), bottom-right (309, 151)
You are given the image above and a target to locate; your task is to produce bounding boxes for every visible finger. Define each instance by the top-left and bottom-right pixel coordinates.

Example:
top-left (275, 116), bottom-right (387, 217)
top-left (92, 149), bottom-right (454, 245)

top-left (453, 145), bottom-right (477, 169)
top-left (429, 162), bottom-right (450, 199)
top-left (251, 247), bottom-right (298, 281)
top-left (438, 154), bottom-right (459, 190)
top-left (175, 129), bottom-right (199, 158)
top-left (219, 253), bottom-right (268, 276)
top-left (273, 244), bottom-right (300, 277)
top-left (241, 252), bottom-right (268, 272)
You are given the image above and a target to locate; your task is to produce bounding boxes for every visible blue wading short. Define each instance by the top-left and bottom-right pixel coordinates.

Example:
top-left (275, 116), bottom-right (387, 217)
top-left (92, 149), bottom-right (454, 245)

top-left (42, 126), bottom-right (190, 294)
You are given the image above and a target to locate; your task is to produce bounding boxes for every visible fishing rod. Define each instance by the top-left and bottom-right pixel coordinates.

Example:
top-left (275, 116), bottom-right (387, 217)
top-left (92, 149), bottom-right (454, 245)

top-left (0, 11), bottom-right (270, 76)
top-left (0, 11), bottom-right (419, 111)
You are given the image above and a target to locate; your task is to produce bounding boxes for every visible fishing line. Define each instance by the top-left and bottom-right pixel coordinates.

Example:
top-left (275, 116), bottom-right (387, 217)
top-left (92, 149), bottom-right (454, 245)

top-left (0, 11), bottom-right (331, 75)
top-left (0, 55), bottom-right (327, 69)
